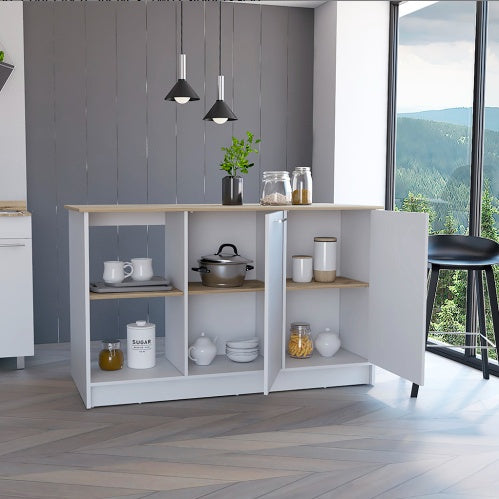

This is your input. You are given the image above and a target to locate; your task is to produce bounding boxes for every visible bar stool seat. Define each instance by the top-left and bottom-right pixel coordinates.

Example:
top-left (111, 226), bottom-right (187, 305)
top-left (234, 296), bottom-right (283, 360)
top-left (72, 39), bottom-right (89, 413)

top-left (411, 235), bottom-right (499, 398)
top-left (428, 235), bottom-right (499, 269)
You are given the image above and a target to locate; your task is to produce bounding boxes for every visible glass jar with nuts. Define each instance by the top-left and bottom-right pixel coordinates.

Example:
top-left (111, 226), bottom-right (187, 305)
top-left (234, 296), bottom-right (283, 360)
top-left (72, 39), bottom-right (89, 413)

top-left (288, 322), bottom-right (314, 359)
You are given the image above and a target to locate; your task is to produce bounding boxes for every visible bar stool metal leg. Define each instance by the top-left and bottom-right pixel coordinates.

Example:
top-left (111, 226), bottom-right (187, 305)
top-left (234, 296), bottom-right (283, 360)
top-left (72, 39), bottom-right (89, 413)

top-left (484, 266), bottom-right (499, 360)
top-left (411, 266), bottom-right (440, 398)
top-left (476, 270), bottom-right (489, 379)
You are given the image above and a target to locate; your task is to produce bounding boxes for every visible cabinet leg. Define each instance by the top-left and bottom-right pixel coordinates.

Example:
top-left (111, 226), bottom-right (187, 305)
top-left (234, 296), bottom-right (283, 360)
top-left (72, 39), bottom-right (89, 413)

top-left (16, 356), bottom-right (25, 370)
top-left (410, 383), bottom-right (419, 398)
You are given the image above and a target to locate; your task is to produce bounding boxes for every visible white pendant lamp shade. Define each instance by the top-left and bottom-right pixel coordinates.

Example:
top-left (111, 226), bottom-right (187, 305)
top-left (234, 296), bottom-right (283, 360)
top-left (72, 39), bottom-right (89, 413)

top-left (165, 2), bottom-right (199, 104)
top-left (203, 2), bottom-right (237, 124)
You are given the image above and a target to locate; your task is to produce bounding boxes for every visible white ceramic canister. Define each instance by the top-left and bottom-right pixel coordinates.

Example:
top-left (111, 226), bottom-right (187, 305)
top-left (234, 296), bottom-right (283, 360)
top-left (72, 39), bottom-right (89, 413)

top-left (313, 236), bottom-right (337, 282)
top-left (315, 328), bottom-right (341, 357)
top-left (292, 255), bottom-right (313, 283)
top-left (127, 320), bottom-right (156, 369)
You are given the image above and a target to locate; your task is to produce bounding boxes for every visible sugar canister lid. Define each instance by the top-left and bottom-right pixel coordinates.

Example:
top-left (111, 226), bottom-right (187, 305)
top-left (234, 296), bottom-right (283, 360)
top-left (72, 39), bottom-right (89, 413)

top-left (314, 236), bottom-right (337, 242)
top-left (127, 320), bottom-right (155, 329)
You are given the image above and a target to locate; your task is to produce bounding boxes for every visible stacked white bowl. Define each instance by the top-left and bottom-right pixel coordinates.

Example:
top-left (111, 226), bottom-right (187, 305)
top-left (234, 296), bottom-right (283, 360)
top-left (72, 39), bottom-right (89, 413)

top-left (226, 337), bottom-right (259, 363)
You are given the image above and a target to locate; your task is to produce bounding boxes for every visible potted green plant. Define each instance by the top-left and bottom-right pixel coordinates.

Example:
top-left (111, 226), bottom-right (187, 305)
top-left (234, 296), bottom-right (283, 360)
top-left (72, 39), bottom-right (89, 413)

top-left (220, 131), bottom-right (261, 205)
top-left (0, 51), bottom-right (14, 92)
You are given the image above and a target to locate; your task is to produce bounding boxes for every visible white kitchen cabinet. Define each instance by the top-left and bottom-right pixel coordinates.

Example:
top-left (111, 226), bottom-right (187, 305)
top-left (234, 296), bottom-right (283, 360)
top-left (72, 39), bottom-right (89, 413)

top-left (66, 204), bottom-right (428, 409)
top-left (0, 214), bottom-right (34, 367)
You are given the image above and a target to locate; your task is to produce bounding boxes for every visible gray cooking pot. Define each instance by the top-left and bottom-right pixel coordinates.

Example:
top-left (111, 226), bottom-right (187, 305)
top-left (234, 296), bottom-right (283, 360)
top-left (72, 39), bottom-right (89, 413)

top-left (192, 243), bottom-right (254, 287)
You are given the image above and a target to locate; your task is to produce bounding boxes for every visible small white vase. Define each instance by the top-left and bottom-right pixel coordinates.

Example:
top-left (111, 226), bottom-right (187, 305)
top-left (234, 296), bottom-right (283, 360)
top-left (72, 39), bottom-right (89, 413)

top-left (315, 328), bottom-right (340, 358)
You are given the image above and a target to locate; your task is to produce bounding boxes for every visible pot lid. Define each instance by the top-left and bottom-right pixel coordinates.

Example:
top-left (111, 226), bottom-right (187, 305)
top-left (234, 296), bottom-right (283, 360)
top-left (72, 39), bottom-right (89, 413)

top-left (200, 243), bottom-right (253, 265)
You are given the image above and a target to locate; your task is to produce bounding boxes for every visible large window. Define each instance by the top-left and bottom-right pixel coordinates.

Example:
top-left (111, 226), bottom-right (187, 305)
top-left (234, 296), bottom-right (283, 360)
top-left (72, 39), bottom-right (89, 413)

top-left (393, 1), bottom-right (499, 367)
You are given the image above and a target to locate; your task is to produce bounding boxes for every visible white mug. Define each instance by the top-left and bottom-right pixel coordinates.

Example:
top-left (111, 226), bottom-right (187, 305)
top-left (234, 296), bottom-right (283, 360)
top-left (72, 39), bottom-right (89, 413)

top-left (292, 255), bottom-right (313, 283)
top-left (131, 257), bottom-right (154, 281)
top-left (103, 261), bottom-right (133, 284)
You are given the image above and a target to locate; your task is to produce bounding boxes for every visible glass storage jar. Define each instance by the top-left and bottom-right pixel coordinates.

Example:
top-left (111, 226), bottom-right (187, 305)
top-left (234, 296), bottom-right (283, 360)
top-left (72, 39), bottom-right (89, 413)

top-left (291, 167), bottom-right (313, 205)
top-left (98, 340), bottom-right (124, 371)
top-left (287, 322), bottom-right (314, 358)
top-left (260, 171), bottom-right (292, 205)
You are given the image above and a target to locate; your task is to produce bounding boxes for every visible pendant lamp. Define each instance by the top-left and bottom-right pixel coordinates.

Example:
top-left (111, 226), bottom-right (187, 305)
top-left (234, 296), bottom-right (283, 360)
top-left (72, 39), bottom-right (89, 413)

top-left (204, 1), bottom-right (237, 124)
top-left (165, 1), bottom-right (199, 104)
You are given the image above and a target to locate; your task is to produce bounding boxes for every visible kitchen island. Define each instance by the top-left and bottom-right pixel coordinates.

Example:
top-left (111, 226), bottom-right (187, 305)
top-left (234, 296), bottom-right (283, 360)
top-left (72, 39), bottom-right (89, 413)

top-left (66, 203), bottom-right (428, 409)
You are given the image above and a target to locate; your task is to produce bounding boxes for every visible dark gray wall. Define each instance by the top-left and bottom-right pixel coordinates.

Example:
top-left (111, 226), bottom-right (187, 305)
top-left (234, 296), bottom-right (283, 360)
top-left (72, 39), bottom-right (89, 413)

top-left (24, 1), bottom-right (314, 344)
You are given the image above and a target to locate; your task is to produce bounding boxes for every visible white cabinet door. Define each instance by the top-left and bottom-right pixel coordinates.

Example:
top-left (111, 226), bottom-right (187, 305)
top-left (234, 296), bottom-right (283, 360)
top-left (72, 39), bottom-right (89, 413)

top-left (264, 211), bottom-right (286, 394)
top-left (0, 239), bottom-right (33, 358)
top-left (368, 211), bottom-right (428, 385)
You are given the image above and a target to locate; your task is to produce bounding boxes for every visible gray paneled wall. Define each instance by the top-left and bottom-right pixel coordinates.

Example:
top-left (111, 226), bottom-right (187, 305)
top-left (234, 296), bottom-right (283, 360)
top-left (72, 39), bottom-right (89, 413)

top-left (24, 1), bottom-right (314, 344)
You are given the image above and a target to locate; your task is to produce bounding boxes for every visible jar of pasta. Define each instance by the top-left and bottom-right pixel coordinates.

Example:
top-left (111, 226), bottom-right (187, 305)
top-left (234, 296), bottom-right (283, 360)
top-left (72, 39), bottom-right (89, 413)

top-left (287, 322), bottom-right (313, 359)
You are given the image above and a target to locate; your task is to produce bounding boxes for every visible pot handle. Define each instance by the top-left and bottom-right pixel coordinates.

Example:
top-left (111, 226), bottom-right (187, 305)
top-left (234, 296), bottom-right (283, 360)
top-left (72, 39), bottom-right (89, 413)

top-left (192, 267), bottom-right (211, 274)
top-left (246, 265), bottom-right (254, 271)
top-left (216, 243), bottom-right (238, 256)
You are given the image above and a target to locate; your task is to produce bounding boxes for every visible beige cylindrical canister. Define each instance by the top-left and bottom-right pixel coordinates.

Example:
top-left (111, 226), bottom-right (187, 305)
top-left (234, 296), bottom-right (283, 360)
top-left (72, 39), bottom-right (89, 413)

top-left (127, 320), bottom-right (156, 369)
top-left (313, 236), bottom-right (337, 282)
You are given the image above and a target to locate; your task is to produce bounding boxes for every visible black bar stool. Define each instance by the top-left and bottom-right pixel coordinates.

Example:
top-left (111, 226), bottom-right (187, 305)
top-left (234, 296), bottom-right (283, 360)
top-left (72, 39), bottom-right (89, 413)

top-left (411, 235), bottom-right (499, 398)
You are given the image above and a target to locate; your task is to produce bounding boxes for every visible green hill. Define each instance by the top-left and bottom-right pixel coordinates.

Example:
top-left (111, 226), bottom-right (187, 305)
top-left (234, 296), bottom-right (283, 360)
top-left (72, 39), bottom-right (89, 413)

top-left (399, 107), bottom-right (499, 132)
top-left (396, 116), bottom-right (499, 230)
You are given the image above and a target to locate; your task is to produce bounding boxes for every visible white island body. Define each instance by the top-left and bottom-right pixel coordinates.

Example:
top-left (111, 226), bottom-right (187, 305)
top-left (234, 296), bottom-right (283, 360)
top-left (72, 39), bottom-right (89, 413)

top-left (65, 203), bottom-right (428, 409)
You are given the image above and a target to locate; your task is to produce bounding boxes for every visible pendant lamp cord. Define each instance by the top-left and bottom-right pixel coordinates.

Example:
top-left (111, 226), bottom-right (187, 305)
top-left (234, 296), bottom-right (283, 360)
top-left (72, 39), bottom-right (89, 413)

top-left (219, 0), bottom-right (222, 76)
top-left (180, 0), bottom-right (183, 54)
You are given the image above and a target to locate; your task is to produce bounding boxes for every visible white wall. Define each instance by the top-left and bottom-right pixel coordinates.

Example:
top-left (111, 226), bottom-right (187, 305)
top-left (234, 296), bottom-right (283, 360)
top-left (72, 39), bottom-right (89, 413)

top-left (0, 2), bottom-right (26, 201)
top-left (313, 1), bottom-right (389, 206)
top-left (312, 0), bottom-right (336, 204)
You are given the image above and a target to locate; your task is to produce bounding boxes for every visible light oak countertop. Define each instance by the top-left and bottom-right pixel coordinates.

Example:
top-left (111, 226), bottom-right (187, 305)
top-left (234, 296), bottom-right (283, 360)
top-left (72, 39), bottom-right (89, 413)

top-left (64, 203), bottom-right (383, 213)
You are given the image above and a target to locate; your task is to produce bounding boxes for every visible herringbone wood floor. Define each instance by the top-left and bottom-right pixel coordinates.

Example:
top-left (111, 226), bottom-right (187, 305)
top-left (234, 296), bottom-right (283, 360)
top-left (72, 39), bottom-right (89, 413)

top-left (1, 344), bottom-right (499, 498)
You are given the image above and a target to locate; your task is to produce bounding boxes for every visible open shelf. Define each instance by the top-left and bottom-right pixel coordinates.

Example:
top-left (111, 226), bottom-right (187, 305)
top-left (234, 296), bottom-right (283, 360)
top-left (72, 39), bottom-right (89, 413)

top-left (89, 287), bottom-right (183, 300)
top-left (286, 277), bottom-right (368, 290)
top-left (188, 279), bottom-right (265, 295)
top-left (284, 348), bottom-right (368, 370)
top-left (91, 355), bottom-right (184, 384)
top-left (188, 354), bottom-right (264, 376)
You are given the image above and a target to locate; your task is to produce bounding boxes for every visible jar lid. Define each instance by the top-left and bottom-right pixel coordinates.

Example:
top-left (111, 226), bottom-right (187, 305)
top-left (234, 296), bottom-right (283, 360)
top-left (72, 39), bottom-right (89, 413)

top-left (102, 339), bottom-right (120, 349)
top-left (293, 166), bottom-right (311, 172)
top-left (127, 320), bottom-right (155, 329)
top-left (262, 170), bottom-right (290, 178)
top-left (314, 236), bottom-right (337, 242)
top-left (292, 255), bottom-right (312, 259)
top-left (290, 322), bottom-right (311, 332)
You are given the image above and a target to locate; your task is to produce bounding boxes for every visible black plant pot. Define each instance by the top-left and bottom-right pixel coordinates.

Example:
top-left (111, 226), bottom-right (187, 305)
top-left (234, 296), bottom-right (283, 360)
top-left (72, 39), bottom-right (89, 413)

top-left (0, 62), bottom-right (14, 92)
top-left (222, 175), bottom-right (243, 205)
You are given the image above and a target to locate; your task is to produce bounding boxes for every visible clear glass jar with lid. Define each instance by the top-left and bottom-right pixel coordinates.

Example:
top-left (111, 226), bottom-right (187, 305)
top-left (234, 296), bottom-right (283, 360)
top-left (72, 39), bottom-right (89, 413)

top-left (287, 322), bottom-right (314, 358)
top-left (98, 340), bottom-right (124, 371)
top-left (291, 166), bottom-right (312, 205)
top-left (260, 171), bottom-right (292, 205)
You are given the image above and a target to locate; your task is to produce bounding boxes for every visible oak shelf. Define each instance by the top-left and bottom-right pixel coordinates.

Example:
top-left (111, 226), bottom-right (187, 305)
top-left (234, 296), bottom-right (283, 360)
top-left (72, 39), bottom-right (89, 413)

top-left (188, 279), bottom-right (265, 295)
top-left (286, 276), bottom-right (368, 290)
top-left (89, 287), bottom-right (183, 301)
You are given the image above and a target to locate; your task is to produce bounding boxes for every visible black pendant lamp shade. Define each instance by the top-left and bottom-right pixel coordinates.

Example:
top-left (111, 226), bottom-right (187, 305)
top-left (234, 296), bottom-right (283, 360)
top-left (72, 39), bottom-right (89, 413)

top-left (204, 1), bottom-right (237, 123)
top-left (165, 1), bottom-right (199, 103)
top-left (204, 76), bottom-right (237, 123)
top-left (165, 60), bottom-right (200, 103)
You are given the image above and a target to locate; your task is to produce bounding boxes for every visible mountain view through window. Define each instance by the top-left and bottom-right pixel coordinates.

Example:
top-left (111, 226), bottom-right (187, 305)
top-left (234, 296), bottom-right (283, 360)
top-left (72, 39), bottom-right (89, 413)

top-left (396, 1), bottom-right (499, 360)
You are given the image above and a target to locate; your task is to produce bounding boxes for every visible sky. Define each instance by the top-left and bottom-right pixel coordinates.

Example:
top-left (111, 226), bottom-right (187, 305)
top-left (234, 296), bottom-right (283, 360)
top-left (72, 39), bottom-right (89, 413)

top-left (398, 0), bottom-right (499, 113)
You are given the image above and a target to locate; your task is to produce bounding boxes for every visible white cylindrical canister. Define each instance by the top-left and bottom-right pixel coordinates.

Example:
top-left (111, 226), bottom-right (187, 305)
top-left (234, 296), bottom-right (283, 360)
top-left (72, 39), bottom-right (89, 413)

top-left (313, 236), bottom-right (337, 282)
top-left (127, 320), bottom-right (156, 369)
top-left (292, 255), bottom-right (313, 283)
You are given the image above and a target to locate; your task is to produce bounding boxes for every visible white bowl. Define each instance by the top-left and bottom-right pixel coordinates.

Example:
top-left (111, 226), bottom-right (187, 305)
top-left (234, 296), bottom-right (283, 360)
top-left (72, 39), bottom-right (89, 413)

top-left (226, 338), bottom-right (259, 349)
top-left (226, 352), bottom-right (259, 363)
top-left (226, 347), bottom-right (259, 353)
